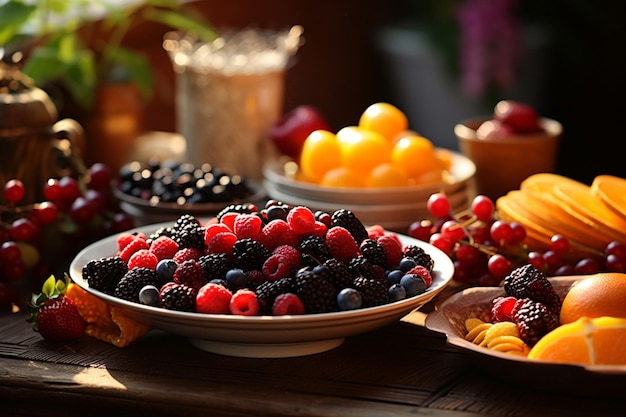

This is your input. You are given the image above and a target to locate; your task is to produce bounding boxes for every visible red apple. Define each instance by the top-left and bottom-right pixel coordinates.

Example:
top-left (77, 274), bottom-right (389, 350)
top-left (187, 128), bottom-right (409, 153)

top-left (269, 105), bottom-right (330, 159)
top-left (476, 120), bottom-right (515, 140)
top-left (493, 100), bottom-right (542, 133)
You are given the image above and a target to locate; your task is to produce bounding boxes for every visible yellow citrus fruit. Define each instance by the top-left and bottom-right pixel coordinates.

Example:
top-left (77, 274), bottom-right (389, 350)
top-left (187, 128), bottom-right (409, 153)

top-left (559, 273), bottom-right (626, 325)
top-left (336, 126), bottom-right (391, 176)
top-left (299, 130), bottom-right (342, 183)
top-left (358, 102), bottom-right (409, 142)
top-left (319, 166), bottom-right (364, 188)
top-left (391, 135), bottom-right (439, 180)
top-left (527, 316), bottom-right (626, 365)
top-left (365, 163), bottom-right (410, 188)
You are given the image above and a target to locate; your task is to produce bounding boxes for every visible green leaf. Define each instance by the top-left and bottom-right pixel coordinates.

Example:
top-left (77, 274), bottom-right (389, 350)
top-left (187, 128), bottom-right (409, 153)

top-left (0, 1), bottom-right (37, 45)
top-left (106, 46), bottom-right (153, 99)
top-left (42, 275), bottom-right (57, 298)
top-left (144, 9), bottom-right (217, 42)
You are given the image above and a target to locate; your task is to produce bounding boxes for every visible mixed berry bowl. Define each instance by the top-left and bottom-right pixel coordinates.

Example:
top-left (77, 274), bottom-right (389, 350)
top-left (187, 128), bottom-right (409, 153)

top-left (69, 218), bottom-right (454, 358)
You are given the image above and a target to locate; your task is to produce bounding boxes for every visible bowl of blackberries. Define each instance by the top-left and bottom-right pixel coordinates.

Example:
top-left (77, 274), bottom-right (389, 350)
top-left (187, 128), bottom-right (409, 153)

top-left (114, 160), bottom-right (266, 225)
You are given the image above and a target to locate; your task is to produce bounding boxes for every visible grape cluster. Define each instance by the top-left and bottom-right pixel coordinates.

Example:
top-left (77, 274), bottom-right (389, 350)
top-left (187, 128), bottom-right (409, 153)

top-left (0, 163), bottom-right (135, 309)
top-left (408, 193), bottom-right (626, 286)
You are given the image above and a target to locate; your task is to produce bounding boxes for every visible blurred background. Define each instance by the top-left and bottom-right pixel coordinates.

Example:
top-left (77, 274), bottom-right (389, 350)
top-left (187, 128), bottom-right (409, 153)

top-left (29, 0), bottom-right (626, 185)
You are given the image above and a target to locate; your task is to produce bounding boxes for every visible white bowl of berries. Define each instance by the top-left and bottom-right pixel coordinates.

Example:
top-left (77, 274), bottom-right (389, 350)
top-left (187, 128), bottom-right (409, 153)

top-left (69, 204), bottom-right (454, 358)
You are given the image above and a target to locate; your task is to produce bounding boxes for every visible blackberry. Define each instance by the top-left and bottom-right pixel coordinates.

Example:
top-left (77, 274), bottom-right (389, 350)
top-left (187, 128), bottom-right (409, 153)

top-left (217, 203), bottom-right (259, 223)
top-left (146, 226), bottom-right (175, 245)
top-left (82, 256), bottom-right (128, 295)
top-left (299, 235), bottom-right (330, 266)
top-left (360, 239), bottom-right (388, 268)
top-left (159, 282), bottom-right (197, 312)
top-left (331, 209), bottom-right (368, 244)
top-left (174, 223), bottom-right (205, 251)
top-left (403, 245), bottom-right (434, 272)
top-left (173, 259), bottom-right (207, 290)
top-left (232, 238), bottom-right (271, 271)
top-left (511, 298), bottom-right (560, 346)
top-left (174, 213), bottom-right (201, 230)
top-left (352, 276), bottom-right (388, 308)
top-left (504, 264), bottom-right (561, 315)
top-left (255, 276), bottom-right (294, 314)
top-left (348, 255), bottom-right (378, 281)
top-left (114, 267), bottom-right (158, 302)
top-left (294, 268), bottom-right (337, 313)
top-left (316, 258), bottom-right (353, 290)
top-left (199, 252), bottom-right (232, 280)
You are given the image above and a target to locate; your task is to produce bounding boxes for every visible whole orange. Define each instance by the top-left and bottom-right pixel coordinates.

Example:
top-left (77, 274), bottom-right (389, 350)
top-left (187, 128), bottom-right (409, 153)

top-left (559, 273), bottom-right (626, 325)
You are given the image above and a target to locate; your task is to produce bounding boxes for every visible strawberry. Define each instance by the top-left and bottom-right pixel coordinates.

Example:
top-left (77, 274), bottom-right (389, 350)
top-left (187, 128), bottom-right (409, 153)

top-left (27, 274), bottom-right (86, 342)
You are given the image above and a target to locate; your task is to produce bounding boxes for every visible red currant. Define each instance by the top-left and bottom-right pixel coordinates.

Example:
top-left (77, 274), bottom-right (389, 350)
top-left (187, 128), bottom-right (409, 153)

top-left (487, 254), bottom-right (512, 278)
top-left (549, 234), bottom-right (570, 255)
top-left (470, 195), bottom-right (494, 222)
top-left (427, 193), bottom-right (450, 218)
top-left (490, 221), bottom-right (514, 245)
top-left (4, 179), bottom-right (25, 203)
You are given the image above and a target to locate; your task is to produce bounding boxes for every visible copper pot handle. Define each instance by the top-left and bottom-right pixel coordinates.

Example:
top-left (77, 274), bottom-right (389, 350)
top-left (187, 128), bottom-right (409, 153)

top-left (51, 118), bottom-right (87, 177)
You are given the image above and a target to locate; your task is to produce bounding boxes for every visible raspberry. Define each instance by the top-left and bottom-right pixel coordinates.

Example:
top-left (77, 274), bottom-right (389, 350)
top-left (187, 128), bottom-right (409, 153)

top-left (272, 245), bottom-right (302, 270)
top-left (117, 232), bottom-right (142, 252)
top-left (196, 282), bottom-right (233, 314)
top-left (366, 224), bottom-right (386, 240)
top-left (118, 236), bottom-right (150, 263)
top-left (258, 219), bottom-right (299, 250)
top-left (491, 296), bottom-right (517, 322)
top-left (149, 235), bottom-right (179, 260)
top-left (287, 206), bottom-right (316, 235)
top-left (262, 254), bottom-right (292, 281)
top-left (128, 249), bottom-right (159, 270)
top-left (204, 223), bottom-right (233, 246)
top-left (377, 234), bottom-right (403, 268)
top-left (173, 247), bottom-right (202, 263)
top-left (173, 259), bottom-right (207, 290)
top-left (272, 293), bottom-right (305, 315)
top-left (246, 269), bottom-right (265, 285)
top-left (206, 231), bottom-right (238, 256)
top-left (233, 213), bottom-right (263, 240)
top-left (219, 212), bottom-right (239, 231)
top-left (229, 289), bottom-right (259, 316)
top-left (325, 226), bottom-right (360, 263)
top-left (309, 220), bottom-right (328, 238)
top-left (405, 265), bottom-right (432, 287)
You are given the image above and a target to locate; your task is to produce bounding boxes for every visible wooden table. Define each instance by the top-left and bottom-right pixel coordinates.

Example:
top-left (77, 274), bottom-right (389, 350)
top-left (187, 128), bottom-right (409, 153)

top-left (1, 305), bottom-right (622, 417)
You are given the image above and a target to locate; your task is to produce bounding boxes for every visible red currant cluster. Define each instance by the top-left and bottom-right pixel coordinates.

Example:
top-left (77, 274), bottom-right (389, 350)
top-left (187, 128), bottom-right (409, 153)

top-left (0, 163), bottom-right (135, 309)
top-left (408, 193), bottom-right (626, 286)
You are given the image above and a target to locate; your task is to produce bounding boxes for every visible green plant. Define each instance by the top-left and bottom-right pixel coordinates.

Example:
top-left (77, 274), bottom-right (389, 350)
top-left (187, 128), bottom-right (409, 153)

top-left (0, 0), bottom-right (216, 108)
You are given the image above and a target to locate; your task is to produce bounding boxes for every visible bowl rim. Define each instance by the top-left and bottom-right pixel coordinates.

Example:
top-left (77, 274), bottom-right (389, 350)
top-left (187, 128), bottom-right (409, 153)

top-left (454, 116), bottom-right (563, 144)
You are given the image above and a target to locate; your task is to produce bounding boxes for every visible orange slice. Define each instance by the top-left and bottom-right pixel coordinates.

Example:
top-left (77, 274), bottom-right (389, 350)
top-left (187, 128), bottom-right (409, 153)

top-left (520, 173), bottom-right (589, 194)
top-left (67, 283), bottom-right (151, 347)
top-left (590, 175), bottom-right (626, 223)
top-left (527, 316), bottom-right (626, 366)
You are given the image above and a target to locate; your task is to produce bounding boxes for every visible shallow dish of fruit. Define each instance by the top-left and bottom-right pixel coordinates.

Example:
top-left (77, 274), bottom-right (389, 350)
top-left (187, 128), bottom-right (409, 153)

top-left (425, 271), bottom-right (626, 397)
top-left (69, 205), bottom-right (454, 358)
top-left (114, 160), bottom-right (266, 225)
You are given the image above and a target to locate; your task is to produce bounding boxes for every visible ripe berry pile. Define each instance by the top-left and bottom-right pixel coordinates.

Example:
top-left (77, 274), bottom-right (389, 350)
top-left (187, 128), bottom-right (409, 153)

top-left (117, 160), bottom-right (256, 204)
top-left (82, 202), bottom-right (437, 316)
top-left (409, 192), bottom-right (626, 286)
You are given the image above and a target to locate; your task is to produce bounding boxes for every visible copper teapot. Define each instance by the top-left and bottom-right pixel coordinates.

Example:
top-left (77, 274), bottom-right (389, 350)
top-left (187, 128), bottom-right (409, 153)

top-left (0, 62), bottom-right (85, 204)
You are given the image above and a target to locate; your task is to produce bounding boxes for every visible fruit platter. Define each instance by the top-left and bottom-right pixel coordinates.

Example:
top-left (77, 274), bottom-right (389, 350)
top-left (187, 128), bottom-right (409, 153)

top-left (425, 269), bottom-right (626, 397)
top-left (68, 203), bottom-right (454, 358)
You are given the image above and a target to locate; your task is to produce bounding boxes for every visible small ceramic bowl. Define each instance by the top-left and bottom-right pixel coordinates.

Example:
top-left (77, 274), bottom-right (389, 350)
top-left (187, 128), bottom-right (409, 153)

top-left (455, 117), bottom-right (562, 201)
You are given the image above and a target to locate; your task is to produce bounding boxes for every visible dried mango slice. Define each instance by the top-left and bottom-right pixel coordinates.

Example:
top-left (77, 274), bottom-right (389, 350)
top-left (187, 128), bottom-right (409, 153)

top-left (66, 283), bottom-right (151, 347)
top-left (464, 318), bottom-right (530, 357)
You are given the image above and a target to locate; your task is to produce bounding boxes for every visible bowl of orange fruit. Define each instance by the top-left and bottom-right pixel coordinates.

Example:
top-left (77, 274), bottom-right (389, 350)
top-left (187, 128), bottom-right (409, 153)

top-left (425, 269), bottom-right (626, 398)
top-left (264, 103), bottom-right (475, 231)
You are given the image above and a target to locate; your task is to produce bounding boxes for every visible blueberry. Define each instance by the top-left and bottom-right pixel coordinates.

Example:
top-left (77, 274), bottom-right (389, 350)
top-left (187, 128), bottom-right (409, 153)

top-left (400, 274), bottom-right (427, 297)
top-left (388, 283), bottom-right (407, 302)
top-left (156, 259), bottom-right (177, 284)
top-left (386, 269), bottom-right (405, 285)
top-left (138, 285), bottom-right (160, 306)
top-left (225, 268), bottom-right (248, 290)
top-left (398, 257), bottom-right (417, 272)
top-left (337, 288), bottom-right (362, 311)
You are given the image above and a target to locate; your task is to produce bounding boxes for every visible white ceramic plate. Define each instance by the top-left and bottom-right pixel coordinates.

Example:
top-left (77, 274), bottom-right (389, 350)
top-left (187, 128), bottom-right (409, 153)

top-left (263, 150), bottom-right (475, 206)
top-left (425, 276), bottom-right (626, 397)
top-left (69, 222), bottom-right (454, 358)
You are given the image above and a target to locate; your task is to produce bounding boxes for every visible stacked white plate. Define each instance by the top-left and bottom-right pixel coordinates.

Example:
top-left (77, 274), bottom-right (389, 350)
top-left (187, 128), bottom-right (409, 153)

top-left (263, 150), bottom-right (476, 232)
